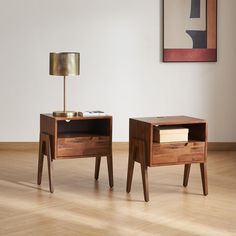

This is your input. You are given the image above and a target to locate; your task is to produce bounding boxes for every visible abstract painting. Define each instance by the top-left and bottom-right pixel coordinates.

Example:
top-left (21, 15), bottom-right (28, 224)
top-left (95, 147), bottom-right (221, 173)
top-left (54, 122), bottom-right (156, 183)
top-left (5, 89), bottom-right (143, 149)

top-left (163, 0), bottom-right (217, 62)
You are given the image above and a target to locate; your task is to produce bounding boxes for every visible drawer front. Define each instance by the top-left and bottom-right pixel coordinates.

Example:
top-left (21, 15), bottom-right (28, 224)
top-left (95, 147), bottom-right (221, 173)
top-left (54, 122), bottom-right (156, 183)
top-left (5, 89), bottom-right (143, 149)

top-left (57, 136), bottom-right (110, 157)
top-left (152, 141), bottom-right (205, 165)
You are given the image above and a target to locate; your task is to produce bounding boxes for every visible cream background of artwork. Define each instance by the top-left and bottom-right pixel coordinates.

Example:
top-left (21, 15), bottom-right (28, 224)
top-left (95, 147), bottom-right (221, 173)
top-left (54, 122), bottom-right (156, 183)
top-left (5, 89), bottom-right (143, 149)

top-left (164, 0), bottom-right (206, 48)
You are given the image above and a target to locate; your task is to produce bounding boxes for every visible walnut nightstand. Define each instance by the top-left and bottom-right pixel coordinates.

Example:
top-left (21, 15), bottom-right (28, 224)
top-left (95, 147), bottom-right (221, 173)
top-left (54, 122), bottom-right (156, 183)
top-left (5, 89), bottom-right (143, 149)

top-left (37, 114), bottom-right (113, 193)
top-left (126, 116), bottom-right (208, 202)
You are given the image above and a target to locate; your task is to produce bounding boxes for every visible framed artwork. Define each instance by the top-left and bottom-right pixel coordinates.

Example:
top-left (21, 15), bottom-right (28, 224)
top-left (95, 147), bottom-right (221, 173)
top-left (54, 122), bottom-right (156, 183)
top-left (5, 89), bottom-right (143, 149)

top-left (163, 0), bottom-right (217, 62)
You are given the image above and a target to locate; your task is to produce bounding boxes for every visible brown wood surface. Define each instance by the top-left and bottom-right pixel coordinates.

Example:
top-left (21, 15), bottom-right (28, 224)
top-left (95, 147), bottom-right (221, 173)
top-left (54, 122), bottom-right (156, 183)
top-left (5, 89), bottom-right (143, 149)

top-left (2, 141), bottom-right (236, 151)
top-left (37, 133), bottom-right (44, 185)
top-left (200, 163), bottom-right (208, 195)
top-left (183, 164), bottom-right (191, 187)
top-left (40, 114), bottom-right (57, 159)
top-left (37, 132), bottom-right (54, 193)
top-left (106, 154), bottom-right (114, 188)
top-left (43, 113), bottom-right (112, 121)
top-left (127, 138), bottom-right (149, 201)
top-left (138, 139), bottom-right (149, 202)
top-left (152, 141), bottom-right (205, 165)
top-left (133, 116), bottom-right (206, 125)
top-left (94, 156), bottom-right (101, 180)
top-left (126, 142), bottom-right (135, 193)
top-left (38, 114), bottom-right (113, 192)
top-left (129, 118), bottom-right (152, 166)
top-left (57, 136), bottom-right (110, 157)
top-left (127, 116), bottom-right (208, 202)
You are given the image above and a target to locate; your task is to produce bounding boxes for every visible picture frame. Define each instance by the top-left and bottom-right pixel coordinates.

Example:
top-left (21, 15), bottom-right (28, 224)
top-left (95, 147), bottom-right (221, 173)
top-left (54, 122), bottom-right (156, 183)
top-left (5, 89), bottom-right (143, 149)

top-left (163, 0), bottom-right (217, 62)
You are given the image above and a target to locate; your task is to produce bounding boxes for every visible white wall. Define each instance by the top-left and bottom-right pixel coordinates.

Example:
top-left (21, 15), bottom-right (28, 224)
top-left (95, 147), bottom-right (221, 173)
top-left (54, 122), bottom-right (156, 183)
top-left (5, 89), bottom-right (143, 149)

top-left (0, 0), bottom-right (236, 142)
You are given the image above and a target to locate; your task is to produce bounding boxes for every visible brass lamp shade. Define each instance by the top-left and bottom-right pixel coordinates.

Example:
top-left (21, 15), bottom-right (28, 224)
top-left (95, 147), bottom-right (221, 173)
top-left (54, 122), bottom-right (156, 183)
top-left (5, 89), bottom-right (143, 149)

top-left (50, 52), bottom-right (80, 76)
top-left (49, 52), bottom-right (80, 118)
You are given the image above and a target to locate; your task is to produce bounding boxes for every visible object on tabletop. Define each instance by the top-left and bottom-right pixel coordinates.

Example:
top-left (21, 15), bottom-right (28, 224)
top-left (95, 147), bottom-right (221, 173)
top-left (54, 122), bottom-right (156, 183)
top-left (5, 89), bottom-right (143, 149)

top-left (49, 52), bottom-right (80, 117)
top-left (77, 111), bottom-right (108, 117)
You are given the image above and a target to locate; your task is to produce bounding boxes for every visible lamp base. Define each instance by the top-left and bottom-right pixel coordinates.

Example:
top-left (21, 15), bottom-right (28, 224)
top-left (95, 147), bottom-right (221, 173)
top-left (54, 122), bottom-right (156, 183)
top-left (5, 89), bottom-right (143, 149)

top-left (53, 111), bottom-right (77, 117)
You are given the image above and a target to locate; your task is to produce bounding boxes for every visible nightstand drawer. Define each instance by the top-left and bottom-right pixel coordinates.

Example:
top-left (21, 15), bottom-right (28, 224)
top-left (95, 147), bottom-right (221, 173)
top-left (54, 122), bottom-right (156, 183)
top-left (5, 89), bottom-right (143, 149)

top-left (152, 141), bottom-right (205, 165)
top-left (57, 136), bottom-right (110, 157)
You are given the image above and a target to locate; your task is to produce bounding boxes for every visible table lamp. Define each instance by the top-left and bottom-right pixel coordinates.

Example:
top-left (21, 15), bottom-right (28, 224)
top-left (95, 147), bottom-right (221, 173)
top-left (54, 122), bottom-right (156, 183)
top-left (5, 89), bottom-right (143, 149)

top-left (50, 52), bottom-right (80, 117)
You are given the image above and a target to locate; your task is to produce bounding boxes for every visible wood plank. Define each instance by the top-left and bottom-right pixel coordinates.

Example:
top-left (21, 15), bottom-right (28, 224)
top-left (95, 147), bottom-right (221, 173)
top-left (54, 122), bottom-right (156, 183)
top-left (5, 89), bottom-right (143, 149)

top-left (133, 116), bottom-right (206, 125)
top-left (152, 141), bottom-right (205, 165)
top-left (57, 136), bottom-right (110, 157)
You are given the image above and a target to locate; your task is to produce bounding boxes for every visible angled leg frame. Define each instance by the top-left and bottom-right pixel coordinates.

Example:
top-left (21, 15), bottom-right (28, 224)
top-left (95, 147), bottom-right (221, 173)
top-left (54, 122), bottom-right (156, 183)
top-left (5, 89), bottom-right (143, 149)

top-left (183, 163), bottom-right (208, 196)
top-left (37, 132), bottom-right (54, 193)
top-left (126, 138), bottom-right (149, 202)
top-left (94, 155), bottom-right (114, 188)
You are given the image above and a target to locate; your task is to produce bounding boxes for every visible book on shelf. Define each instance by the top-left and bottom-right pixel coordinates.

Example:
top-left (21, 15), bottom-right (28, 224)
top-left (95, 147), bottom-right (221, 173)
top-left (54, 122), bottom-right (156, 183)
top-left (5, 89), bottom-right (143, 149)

top-left (153, 126), bottom-right (189, 143)
top-left (77, 111), bottom-right (108, 117)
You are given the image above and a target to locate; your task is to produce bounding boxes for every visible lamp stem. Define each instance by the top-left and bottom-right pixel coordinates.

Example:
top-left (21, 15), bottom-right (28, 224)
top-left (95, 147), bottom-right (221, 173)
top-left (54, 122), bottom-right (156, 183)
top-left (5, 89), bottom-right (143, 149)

top-left (63, 76), bottom-right (66, 112)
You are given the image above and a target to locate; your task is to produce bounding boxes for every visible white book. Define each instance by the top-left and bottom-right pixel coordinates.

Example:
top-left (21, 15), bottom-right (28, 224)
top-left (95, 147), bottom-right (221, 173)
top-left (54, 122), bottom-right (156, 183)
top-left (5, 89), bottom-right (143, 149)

top-left (154, 126), bottom-right (189, 143)
top-left (159, 133), bottom-right (188, 143)
top-left (78, 111), bottom-right (108, 117)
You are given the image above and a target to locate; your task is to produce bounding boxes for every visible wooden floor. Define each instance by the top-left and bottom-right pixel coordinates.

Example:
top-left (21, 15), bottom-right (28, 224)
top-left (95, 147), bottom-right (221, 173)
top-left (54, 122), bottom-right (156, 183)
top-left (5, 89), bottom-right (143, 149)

top-left (0, 145), bottom-right (236, 236)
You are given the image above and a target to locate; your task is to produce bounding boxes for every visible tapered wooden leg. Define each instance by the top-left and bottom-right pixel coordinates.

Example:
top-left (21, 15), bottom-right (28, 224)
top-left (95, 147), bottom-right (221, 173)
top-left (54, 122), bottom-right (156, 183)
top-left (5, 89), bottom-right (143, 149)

top-left (45, 135), bottom-right (54, 193)
top-left (94, 156), bottom-right (101, 180)
top-left (200, 163), bottom-right (208, 196)
top-left (107, 155), bottom-right (113, 188)
top-left (139, 140), bottom-right (149, 202)
top-left (183, 164), bottom-right (191, 187)
top-left (126, 144), bottom-right (135, 193)
top-left (37, 133), bottom-right (44, 185)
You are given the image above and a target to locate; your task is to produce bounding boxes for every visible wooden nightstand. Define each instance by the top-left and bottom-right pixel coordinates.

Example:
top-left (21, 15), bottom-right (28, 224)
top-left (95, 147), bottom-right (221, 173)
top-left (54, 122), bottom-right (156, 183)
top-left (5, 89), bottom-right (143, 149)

top-left (126, 116), bottom-right (208, 202)
top-left (37, 114), bottom-right (113, 193)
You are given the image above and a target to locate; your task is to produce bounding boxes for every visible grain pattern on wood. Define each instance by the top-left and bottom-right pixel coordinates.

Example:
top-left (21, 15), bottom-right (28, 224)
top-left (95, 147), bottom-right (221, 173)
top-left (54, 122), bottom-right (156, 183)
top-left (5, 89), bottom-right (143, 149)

top-left (129, 119), bottom-right (152, 166)
top-left (40, 114), bottom-right (57, 159)
top-left (133, 116), bottom-right (206, 125)
top-left (57, 136), bottom-right (110, 157)
top-left (38, 114), bottom-right (113, 192)
top-left (152, 141), bottom-right (205, 165)
top-left (127, 116), bottom-right (208, 201)
top-left (0, 147), bottom-right (235, 236)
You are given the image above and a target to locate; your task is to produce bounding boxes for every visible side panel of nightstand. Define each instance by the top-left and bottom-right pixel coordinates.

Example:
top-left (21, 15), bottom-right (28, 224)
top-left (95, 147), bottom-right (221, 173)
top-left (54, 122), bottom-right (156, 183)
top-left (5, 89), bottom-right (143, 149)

top-left (204, 122), bottom-right (208, 162)
top-left (129, 119), bottom-right (152, 166)
top-left (109, 117), bottom-right (113, 155)
top-left (40, 114), bottom-right (57, 159)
